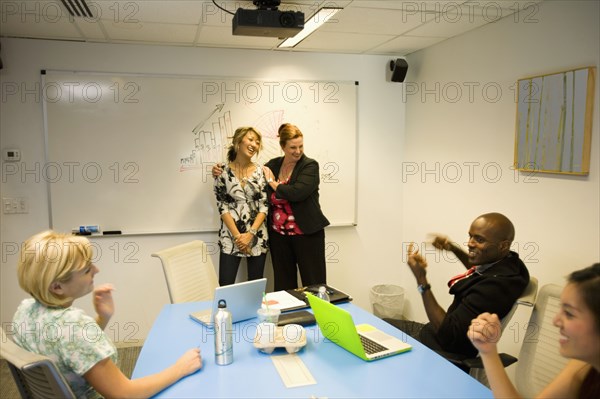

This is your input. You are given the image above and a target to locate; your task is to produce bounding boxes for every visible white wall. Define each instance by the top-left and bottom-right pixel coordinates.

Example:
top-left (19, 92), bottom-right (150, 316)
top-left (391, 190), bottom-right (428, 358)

top-left (0, 38), bottom-right (407, 343)
top-left (1, 1), bottom-right (598, 371)
top-left (402, 0), bottom-right (599, 378)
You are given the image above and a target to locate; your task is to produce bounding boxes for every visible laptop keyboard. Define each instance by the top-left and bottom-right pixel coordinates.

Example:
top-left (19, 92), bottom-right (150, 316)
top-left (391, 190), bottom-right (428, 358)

top-left (359, 334), bottom-right (388, 354)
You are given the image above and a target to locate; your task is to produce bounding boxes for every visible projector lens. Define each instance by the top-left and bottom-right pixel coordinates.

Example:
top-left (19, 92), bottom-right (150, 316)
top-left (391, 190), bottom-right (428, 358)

top-left (280, 12), bottom-right (295, 27)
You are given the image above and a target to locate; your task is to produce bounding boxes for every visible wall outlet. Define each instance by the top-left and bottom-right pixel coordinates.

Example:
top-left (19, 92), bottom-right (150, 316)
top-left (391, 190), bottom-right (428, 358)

top-left (2, 197), bottom-right (28, 214)
top-left (18, 197), bottom-right (29, 213)
top-left (2, 198), bottom-right (13, 214)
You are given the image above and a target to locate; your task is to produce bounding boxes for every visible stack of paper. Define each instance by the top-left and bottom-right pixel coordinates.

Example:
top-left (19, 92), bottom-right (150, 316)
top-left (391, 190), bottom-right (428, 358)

top-left (264, 291), bottom-right (307, 311)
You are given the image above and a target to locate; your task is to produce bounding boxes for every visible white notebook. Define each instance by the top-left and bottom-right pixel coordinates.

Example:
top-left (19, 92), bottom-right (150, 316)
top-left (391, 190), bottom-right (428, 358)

top-left (264, 290), bottom-right (308, 311)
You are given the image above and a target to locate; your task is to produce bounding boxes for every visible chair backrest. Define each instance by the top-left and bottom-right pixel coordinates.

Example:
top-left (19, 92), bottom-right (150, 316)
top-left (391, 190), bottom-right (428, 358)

top-left (152, 240), bottom-right (219, 303)
top-left (515, 283), bottom-right (568, 398)
top-left (500, 275), bottom-right (539, 331)
top-left (468, 276), bottom-right (539, 384)
top-left (1, 327), bottom-right (75, 399)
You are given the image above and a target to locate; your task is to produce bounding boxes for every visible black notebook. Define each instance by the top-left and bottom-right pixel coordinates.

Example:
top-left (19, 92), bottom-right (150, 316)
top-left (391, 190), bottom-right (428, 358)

top-left (286, 284), bottom-right (352, 308)
top-left (277, 310), bottom-right (316, 326)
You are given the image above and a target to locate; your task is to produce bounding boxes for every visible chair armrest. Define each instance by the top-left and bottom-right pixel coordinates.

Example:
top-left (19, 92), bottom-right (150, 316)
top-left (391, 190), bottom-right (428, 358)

top-left (463, 353), bottom-right (518, 369)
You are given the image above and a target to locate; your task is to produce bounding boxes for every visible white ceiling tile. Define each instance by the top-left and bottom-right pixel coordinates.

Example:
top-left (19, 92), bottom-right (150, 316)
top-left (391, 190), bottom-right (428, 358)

top-left (0, 13), bottom-right (83, 40)
top-left (458, 0), bottom-right (544, 23)
top-left (406, 4), bottom-right (492, 38)
top-left (73, 17), bottom-right (107, 40)
top-left (89, 0), bottom-right (206, 25)
top-left (0, 0), bottom-right (68, 19)
top-left (104, 21), bottom-right (198, 43)
top-left (369, 35), bottom-right (447, 55)
top-left (319, 7), bottom-right (432, 35)
top-left (349, 1), bottom-right (469, 11)
top-left (0, 0), bottom-right (548, 55)
top-left (197, 25), bottom-right (280, 48)
top-left (463, 0), bottom-right (543, 9)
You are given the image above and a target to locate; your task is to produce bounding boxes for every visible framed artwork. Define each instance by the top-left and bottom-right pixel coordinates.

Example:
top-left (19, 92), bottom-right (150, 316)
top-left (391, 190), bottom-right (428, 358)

top-left (514, 67), bottom-right (595, 175)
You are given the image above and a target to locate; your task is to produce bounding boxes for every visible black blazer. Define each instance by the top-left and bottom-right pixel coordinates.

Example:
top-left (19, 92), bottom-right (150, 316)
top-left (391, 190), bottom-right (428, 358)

top-left (265, 154), bottom-right (330, 235)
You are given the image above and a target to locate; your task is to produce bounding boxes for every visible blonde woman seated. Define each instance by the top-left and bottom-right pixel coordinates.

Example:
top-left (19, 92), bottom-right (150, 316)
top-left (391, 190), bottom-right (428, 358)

top-left (468, 263), bottom-right (600, 398)
top-left (11, 231), bottom-right (202, 398)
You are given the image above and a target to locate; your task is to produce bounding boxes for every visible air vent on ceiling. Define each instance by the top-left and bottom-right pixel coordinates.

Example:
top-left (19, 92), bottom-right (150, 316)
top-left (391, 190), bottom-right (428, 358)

top-left (60, 0), bottom-right (94, 18)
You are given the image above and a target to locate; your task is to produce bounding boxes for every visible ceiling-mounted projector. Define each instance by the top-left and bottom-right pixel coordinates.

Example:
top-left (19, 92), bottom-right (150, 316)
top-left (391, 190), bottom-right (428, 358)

top-left (232, 0), bottom-right (304, 38)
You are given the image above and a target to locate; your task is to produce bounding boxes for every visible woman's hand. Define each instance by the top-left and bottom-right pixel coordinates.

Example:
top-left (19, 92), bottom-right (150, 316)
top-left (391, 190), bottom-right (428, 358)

top-left (234, 233), bottom-right (254, 254)
top-left (212, 163), bottom-right (224, 178)
top-left (468, 312), bottom-right (502, 355)
top-left (93, 284), bottom-right (115, 328)
top-left (174, 348), bottom-right (203, 378)
top-left (262, 166), bottom-right (279, 190)
top-left (262, 166), bottom-right (275, 181)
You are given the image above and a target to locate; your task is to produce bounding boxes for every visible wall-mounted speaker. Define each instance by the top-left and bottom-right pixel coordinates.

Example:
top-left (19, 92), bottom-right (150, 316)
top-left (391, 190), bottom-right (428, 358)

top-left (390, 58), bottom-right (408, 82)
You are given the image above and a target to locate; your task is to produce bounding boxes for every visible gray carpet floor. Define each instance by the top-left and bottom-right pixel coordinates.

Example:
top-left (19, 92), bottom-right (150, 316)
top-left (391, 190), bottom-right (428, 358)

top-left (1, 345), bottom-right (142, 398)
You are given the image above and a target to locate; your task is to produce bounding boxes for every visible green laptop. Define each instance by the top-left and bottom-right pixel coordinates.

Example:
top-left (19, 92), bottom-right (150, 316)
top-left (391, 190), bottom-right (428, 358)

top-left (306, 293), bottom-right (412, 361)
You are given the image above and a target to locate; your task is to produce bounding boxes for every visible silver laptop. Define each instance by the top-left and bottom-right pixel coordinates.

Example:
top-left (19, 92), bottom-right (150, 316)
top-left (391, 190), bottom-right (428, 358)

top-left (189, 278), bottom-right (267, 327)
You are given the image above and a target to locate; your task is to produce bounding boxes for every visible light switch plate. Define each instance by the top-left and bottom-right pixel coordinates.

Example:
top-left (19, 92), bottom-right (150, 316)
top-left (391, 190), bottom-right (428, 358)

top-left (3, 149), bottom-right (21, 162)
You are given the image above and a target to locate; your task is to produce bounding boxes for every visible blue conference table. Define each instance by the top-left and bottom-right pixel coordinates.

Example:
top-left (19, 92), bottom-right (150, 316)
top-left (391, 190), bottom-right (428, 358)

top-left (132, 301), bottom-right (492, 398)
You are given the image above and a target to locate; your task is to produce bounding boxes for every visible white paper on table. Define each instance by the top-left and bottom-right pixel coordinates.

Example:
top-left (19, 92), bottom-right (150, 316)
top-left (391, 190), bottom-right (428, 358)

top-left (271, 353), bottom-right (317, 388)
top-left (264, 290), bottom-right (307, 311)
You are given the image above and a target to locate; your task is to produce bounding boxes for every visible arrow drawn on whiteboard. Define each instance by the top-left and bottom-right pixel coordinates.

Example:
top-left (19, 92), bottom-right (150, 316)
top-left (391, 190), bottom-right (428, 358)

top-left (192, 103), bottom-right (225, 134)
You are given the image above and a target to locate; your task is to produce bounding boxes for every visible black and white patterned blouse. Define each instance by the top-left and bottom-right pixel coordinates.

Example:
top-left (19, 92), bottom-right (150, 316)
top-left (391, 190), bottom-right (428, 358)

top-left (214, 163), bottom-right (269, 256)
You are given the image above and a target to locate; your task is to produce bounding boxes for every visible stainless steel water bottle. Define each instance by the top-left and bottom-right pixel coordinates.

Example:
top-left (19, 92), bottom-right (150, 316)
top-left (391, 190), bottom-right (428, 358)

top-left (214, 299), bottom-right (233, 365)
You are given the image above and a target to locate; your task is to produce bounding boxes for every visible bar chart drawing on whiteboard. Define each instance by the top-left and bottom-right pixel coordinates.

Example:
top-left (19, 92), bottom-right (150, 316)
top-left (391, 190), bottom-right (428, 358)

top-left (180, 108), bottom-right (285, 172)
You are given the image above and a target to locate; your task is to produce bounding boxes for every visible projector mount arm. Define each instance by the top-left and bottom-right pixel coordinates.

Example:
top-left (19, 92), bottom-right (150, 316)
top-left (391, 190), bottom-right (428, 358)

top-left (253, 0), bottom-right (281, 10)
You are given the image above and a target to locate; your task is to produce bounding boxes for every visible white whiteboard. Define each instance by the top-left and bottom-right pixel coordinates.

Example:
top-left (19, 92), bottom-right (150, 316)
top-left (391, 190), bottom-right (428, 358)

top-left (42, 71), bottom-right (358, 234)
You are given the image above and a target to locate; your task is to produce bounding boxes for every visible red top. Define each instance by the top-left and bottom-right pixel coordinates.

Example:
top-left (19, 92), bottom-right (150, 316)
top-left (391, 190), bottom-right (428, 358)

top-left (270, 180), bottom-right (303, 236)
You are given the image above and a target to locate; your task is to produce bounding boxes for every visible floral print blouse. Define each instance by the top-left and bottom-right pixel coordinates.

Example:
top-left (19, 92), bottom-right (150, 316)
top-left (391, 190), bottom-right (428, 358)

top-left (214, 163), bottom-right (269, 256)
top-left (12, 298), bottom-right (117, 399)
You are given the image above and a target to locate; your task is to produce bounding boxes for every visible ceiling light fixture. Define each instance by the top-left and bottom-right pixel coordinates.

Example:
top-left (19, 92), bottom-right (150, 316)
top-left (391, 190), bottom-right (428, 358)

top-left (278, 7), bottom-right (342, 48)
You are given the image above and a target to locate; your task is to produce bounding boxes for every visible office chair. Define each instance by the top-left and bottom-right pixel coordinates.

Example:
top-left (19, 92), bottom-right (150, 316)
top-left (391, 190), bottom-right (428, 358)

top-left (464, 276), bottom-right (539, 383)
top-left (0, 327), bottom-right (75, 399)
top-left (152, 240), bottom-right (219, 303)
top-left (499, 275), bottom-right (539, 331)
top-left (513, 283), bottom-right (567, 397)
top-left (438, 276), bottom-right (538, 379)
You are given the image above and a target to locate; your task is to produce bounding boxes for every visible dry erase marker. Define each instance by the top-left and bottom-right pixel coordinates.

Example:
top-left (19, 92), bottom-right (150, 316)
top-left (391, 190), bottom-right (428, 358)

top-left (78, 225), bottom-right (100, 233)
